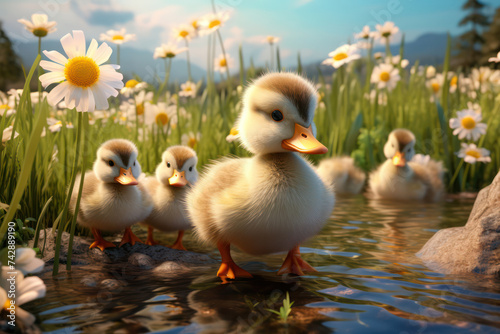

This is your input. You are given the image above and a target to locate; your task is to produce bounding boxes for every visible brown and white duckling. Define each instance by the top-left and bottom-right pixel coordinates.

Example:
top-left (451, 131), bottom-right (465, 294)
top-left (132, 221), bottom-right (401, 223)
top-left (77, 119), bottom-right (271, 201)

top-left (316, 156), bottom-right (366, 195)
top-left (368, 129), bottom-right (444, 202)
top-left (186, 72), bottom-right (335, 279)
top-left (142, 146), bottom-right (198, 249)
top-left (70, 139), bottom-right (153, 250)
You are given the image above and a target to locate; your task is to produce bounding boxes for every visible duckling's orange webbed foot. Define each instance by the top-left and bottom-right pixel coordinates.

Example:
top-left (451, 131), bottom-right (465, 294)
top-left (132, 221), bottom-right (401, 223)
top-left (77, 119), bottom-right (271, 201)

top-left (90, 228), bottom-right (116, 251)
top-left (119, 227), bottom-right (144, 247)
top-left (277, 245), bottom-right (317, 276)
top-left (169, 230), bottom-right (187, 251)
top-left (216, 241), bottom-right (253, 279)
top-left (145, 226), bottom-right (160, 246)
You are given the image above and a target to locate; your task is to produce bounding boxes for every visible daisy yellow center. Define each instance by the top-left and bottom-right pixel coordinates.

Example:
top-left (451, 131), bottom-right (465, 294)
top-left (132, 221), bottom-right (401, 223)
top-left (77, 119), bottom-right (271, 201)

top-left (125, 79), bottom-right (139, 88)
top-left (431, 82), bottom-right (440, 93)
top-left (179, 30), bottom-right (189, 38)
top-left (184, 86), bottom-right (193, 92)
top-left (219, 58), bottom-right (227, 67)
top-left (0, 104), bottom-right (8, 109)
top-left (112, 35), bottom-right (124, 41)
top-left (461, 116), bottom-right (476, 130)
top-left (450, 76), bottom-right (458, 87)
top-left (466, 150), bottom-right (481, 159)
top-left (379, 71), bottom-right (390, 82)
top-left (33, 27), bottom-right (48, 37)
top-left (188, 137), bottom-right (197, 148)
top-left (64, 56), bottom-right (100, 88)
top-left (209, 19), bottom-right (221, 29)
top-left (155, 112), bottom-right (169, 126)
top-left (230, 128), bottom-right (239, 136)
top-left (136, 103), bottom-right (144, 116)
top-left (191, 20), bottom-right (198, 29)
top-left (333, 52), bottom-right (348, 61)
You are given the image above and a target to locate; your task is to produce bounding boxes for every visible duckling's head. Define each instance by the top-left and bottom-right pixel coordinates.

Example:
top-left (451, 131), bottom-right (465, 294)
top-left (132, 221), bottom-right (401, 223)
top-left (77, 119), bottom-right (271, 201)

top-left (237, 72), bottom-right (327, 155)
top-left (384, 129), bottom-right (416, 167)
top-left (94, 139), bottom-right (141, 185)
top-left (156, 145), bottom-right (198, 187)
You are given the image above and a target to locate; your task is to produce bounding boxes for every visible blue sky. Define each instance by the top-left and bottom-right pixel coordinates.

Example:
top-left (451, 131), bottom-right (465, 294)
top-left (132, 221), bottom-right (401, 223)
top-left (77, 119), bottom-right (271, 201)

top-left (2, 0), bottom-right (497, 69)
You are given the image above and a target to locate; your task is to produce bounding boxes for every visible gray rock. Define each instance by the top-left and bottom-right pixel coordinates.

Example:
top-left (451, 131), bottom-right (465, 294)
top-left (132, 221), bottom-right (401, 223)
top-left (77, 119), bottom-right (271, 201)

top-left (128, 253), bottom-right (154, 269)
top-left (417, 171), bottom-right (500, 275)
top-left (100, 279), bottom-right (126, 291)
top-left (153, 261), bottom-right (189, 274)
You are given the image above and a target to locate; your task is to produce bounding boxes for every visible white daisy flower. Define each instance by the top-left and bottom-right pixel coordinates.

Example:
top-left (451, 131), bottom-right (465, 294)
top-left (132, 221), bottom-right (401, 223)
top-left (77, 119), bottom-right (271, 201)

top-left (489, 70), bottom-right (500, 86)
top-left (322, 44), bottom-right (360, 69)
top-left (39, 30), bottom-right (124, 112)
top-left (179, 81), bottom-right (197, 98)
top-left (426, 66), bottom-right (436, 78)
top-left (364, 90), bottom-right (387, 105)
top-left (153, 43), bottom-right (188, 59)
top-left (199, 12), bottom-right (230, 36)
top-left (214, 54), bottom-right (235, 73)
top-left (449, 109), bottom-right (487, 141)
top-left (18, 13), bottom-right (56, 38)
top-left (355, 25), bottom-right (376, 40)
top-left (471, 67), bottom-right (492, 93)
top-left (226, 127), bottom-right (239, 143)
top-left (172, 24), bottom-right (197, 42)
top-left (427, 73), bottom-right (444, 96)
top-left (370, 63), bottom-right (400, 91)
top-left (144, 102), bottom-right (177, 127)
top-left (488, 51), bottom-right (500, 63)
top-left (14, 248), bottom-right (44, 275)
top-left (373, 52), bottom-right (384, 60)
top-left (457, 143), bottom-right (491, 164)
top-left (0, 92), bottom-right (16, 117)
top-left (2, 126), bottom-right (19, 144)
top-left (265, 36), bottom-right (280, 45)
top-left (182, 131), bottom-right (201, 148)
top-left (99, 28), bottom-right (135, 45)
top-left (1, 268), bottom-right (46, 327)
top-left (385, 55), bottom-right (409, 68)
top-left (190, 18), bottom-right (201, 31)
top-left (449, 73), bottom-right (458, 93)
top-left (120, 79), bottom-right (148, 97)
top-left (375, 21), bottom-right (399, 40)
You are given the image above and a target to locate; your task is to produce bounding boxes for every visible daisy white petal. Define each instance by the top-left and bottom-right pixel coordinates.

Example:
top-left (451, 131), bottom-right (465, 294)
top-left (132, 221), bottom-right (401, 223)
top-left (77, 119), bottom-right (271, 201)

top-left (42, 50), bottom-right (68, 65)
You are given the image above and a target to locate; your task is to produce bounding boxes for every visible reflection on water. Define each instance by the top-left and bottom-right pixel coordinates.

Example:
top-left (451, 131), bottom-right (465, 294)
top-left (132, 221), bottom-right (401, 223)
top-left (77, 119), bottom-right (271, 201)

top-left (27, 196), bottom-right (500, 333)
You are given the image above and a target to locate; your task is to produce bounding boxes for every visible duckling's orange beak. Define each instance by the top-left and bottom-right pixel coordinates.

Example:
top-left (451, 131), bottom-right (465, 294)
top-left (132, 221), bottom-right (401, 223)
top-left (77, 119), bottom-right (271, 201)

top-left (115, 167), bottom-right (138, 185)
top-left (282, 123), bottom-right (328, 154)
top-left (392, 152), bottom-right (406, 167)
top-left (169, 170), bottom-right (188, 187)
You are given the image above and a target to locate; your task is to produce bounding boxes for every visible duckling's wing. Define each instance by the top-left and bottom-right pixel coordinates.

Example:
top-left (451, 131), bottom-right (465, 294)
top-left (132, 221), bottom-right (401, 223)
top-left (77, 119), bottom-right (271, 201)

top-left (186, 158), bottom-right (246, 245)
top-left (69, 171), bottom-right (98, 219)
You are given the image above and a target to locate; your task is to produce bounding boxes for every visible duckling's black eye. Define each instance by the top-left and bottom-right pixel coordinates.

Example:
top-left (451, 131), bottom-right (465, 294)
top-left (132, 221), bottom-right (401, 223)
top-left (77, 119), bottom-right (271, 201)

top-left (167, 162), bottom-right (171, 168)
top-left (133, 161), bottom-right (136, 166)
top-left (189, 166), bottom-right (193, 172)
top-left (271, 110), bottom-right (283, 122)
top-left (108, 160), bottom-right (114, 167)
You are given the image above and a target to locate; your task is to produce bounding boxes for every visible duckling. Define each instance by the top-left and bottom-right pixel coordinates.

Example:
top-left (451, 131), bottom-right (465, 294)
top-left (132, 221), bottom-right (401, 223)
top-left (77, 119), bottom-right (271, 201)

top-left (316, 156), bottom-right (366, 195)
top-left (368, 129), bottom-right (444, 202)
top-left (186, 72), bottom-right (335, 279)
top-left (143, 146), bottom-right (198, 249)
top-left (70, 139), bottom-right (153, 250)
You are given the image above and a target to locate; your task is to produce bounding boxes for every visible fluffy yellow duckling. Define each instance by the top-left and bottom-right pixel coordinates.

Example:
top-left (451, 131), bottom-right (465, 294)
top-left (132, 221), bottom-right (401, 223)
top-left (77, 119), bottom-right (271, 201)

top-left (143, 146), bottom-right (199, 249)
top-left (316, 156), bottom-right (366, 195)
top-left (186, 72), bottom-right (335, 279)
top-left (368, 129), bottom-right (444, 202)
top-left (70, 139), bottom-right (153, 250)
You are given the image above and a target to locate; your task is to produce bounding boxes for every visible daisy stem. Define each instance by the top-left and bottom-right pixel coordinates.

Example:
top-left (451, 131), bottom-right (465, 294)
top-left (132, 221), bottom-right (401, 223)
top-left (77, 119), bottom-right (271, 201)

top-left (37, 37), bottom-right (42, 107)
top-left (461, 163), bottom-right (470, 192)
top-left (216, 29), bottom-right (231, 85)
top-left (448, 158), bottom-right (464, 188)
top-left (270, 44), bottom-right (274, 70)
top-left (66, 112), bottom-right (89, 271)
top-left (158, 58), bottom-right (172, 98)
top-left (185, 39), bottom-right (192, 82)
top-left (385, 38), bottom-right (392, 59)
top-left (53, 110), bottom-right (83, 276)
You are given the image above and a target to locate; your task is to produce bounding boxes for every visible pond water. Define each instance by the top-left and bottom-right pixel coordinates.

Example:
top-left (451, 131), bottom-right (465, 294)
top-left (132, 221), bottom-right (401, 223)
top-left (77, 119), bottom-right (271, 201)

top-left (27, 195), bottom-right (500, 333)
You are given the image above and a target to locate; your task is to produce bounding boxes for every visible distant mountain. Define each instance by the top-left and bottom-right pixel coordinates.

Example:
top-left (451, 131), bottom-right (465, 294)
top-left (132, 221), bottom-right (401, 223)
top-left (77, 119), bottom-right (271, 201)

top-left (13, 39), bottom-right (206, 83)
